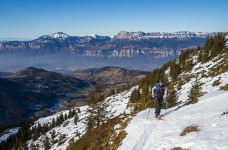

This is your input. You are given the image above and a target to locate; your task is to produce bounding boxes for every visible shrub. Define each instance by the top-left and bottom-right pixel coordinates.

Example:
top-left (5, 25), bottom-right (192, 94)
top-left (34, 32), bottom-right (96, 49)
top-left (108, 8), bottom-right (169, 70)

top-left (58, 134), bottom-right (66, 146)
top-left (221, 110), bottom-right (228, 115)
top-left (212, 78), bottom-right (221, 87)
top-left (180, 125), bottom-right (200, 136)
top-left (68, 115), bottom-right (130, 150)
top-left (220, 84), bottom-right (228, 91)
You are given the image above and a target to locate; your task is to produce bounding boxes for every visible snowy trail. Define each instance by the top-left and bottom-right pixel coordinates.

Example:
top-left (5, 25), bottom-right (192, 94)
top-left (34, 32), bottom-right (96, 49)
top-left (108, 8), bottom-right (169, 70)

top-left (118, 91), bottom-right (228, 150)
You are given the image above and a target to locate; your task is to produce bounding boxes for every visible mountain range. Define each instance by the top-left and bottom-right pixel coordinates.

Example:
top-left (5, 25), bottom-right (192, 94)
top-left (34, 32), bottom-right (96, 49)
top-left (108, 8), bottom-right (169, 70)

top-left (1, 31), bottom-right (220, 72)
top-left (0, 31), bottom-right (217, 58)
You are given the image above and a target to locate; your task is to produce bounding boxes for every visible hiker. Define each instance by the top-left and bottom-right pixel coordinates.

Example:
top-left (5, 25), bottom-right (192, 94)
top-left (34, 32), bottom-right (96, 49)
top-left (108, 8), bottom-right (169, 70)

top-left (152, 79), bottom-right (168, 118)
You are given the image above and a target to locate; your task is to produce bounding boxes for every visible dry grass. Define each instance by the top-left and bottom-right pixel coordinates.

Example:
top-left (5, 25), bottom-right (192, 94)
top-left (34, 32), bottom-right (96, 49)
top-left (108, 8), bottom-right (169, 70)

top-left (212, 78), bottom-right (221, 87)
top-left (180, 125), bottom-right (200, 136)
top-left (220, 84), bottom-right (228, 91)
top-left (68, 115), bottom-right (132, 150)
top-left (171, 147), bottom-right (187, 150)
top-left (120, 118), bottom-right (132, 129)
top-left (221, 110), bottom-right (228, 115)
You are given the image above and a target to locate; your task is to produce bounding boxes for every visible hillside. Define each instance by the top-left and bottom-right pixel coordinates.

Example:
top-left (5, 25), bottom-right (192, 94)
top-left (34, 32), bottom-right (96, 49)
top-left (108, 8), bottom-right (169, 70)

top-left (69, 66), bottom-right (149, 92)
top-left (117, 34), bottom-right (228, 150)
top-left (0, 72), bottom-right (13, 77)
top-left (7, 67), bottom-right (86, 95)
top-left (0, 67), bottom-right (87, 127)
top-left (0, 86), bottom-right (137, 149)
top-left (0, 34), bottom-right (227, 150)
top-left (119, 90), bottom-right (228, 150)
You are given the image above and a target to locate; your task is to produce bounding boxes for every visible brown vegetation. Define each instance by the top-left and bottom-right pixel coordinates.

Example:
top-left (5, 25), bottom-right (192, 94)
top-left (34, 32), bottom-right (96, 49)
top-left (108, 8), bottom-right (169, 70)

top-left (180, 125), bottom-right (200, 136)
top-left (69, 115), bottom-right (132, 150)
top-left (220, 84), bottom-right (228, 91)
top-left (171, 147), bottom-right (187, 150)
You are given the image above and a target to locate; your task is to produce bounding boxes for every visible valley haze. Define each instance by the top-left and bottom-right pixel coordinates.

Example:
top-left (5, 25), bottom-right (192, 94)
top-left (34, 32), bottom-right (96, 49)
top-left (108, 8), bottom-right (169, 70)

top-left (0, 30), bottom-right (221, 73)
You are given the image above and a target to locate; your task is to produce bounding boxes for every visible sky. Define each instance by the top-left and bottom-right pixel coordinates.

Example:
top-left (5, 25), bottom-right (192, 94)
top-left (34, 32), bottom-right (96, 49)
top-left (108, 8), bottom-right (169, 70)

top-left (0, 0), bottom-right (228, 40)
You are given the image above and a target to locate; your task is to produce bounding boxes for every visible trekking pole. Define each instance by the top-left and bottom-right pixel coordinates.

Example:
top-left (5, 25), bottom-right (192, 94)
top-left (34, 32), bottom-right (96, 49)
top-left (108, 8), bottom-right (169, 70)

top-left (146, 108), bottom-right (150, 119)
top-left (165, 102), bottom-right (167, 113)
top-left (147, 98), bottom-right (153, 119)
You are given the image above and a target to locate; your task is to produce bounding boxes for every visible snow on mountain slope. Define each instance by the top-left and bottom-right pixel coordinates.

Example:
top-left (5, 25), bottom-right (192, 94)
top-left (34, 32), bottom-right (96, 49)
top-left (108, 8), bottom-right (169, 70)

top-left (49, 32), bottom-right (69, 39)
top-left (118, 90), bottom-right (228, 150)
top-left (177, 53), bottom-right (228, 102)
top-left (39, 32), bottom-right (69, 40)
top-left (118, 46), bottom-right (228, 150)
top-left (26, 86), bottom-right (136, 150)
top-left (0, 127), bottom-right (20, 143)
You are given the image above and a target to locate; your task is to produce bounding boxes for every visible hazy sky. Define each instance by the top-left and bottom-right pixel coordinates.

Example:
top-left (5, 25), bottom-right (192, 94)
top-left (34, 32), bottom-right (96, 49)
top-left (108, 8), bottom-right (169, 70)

top-left (0, 0), bottom-right (227, 39)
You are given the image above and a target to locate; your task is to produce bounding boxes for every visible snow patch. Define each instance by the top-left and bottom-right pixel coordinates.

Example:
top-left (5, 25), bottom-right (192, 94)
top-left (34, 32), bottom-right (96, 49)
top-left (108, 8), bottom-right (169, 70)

top-left (0, 127), bottom-right (20, 143)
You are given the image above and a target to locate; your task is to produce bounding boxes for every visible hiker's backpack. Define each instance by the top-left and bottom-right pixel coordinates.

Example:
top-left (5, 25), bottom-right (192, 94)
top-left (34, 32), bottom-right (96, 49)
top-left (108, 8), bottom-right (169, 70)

top-left (155, 83), bottom-right (165, 98)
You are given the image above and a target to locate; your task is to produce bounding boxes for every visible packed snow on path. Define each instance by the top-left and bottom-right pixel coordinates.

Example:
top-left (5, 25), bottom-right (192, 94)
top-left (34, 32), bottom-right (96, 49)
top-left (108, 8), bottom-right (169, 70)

top-left (118, 90), bottom-right (228, 150)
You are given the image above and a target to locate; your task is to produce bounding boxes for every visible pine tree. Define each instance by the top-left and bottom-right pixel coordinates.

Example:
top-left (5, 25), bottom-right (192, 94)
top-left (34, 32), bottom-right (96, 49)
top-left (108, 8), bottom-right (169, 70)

top-left (170, 60), bottom-right (180, 80)
top-left (58, 134), bottom-right (66, 146)
top-left (201, 50), bottom-right (209, 63)
top-left (140, 76), bottom-right (149, 104)
top-left (109, 89), bottom-right (115, 96)
top-left (18, 128), bottom-right (26, 144)
top-left (13, 138), bottom-right (19, 150)
top-left (184, 59), bottom-right (193, 72)
top-left (197, 45), bottom-right (201, 51)
top-left (77, 108), bottom-right (81, 113)
top-left (43, 135), bottom-right (50, 150)
top-left (57, 113), bottom-right (64, 126)
top-left (179, 51), bottom-right (186, 67)
top-left (33, 126), bottom-right (40, 141)
top-left (41, 124), bottom-right (48, 135)
top-left (202, 36), bottom-right (214, 63)
top-left (64, 113), bottom-right (68, 120)
top-left (68, 109), bottom-right (72, 118)
top-left (129, 89), bottom-right (141, 103)
top-left (23, 142), bottom-right (28, 150)
top-left (211, 33), bottom-right (225, 58)
top-left (85, 85), bottom-right (111, 131)
top-left (72, 108), bottom-right (76, 116)
top-left (37, 123), bottom-right (42, 134)
top-left (51, 130), bottom-right (56, 139)
top-left (166, 88), bottom-right (178, 108)
top-left (0, 141), bottom-right (6, 150)
top-left (30, 143), bottom-right (36, 150)
top-left (187, 75), bottom-right (202, 104)
top-left (198, 50), bottom-right (203, 62)
top-left (51, 118), bottom-right (56, 128)
top-left (74, 112), bottom-right (79, 125)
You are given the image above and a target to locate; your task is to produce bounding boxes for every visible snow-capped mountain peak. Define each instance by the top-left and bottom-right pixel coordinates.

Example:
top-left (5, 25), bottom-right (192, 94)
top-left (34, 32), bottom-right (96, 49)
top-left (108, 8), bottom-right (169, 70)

top-left (48, 32), bottom-right (69, 39)
top-left (39, 32), bottom-right (69, 40)
top-left (79, 34), bottom-right (99, 38)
